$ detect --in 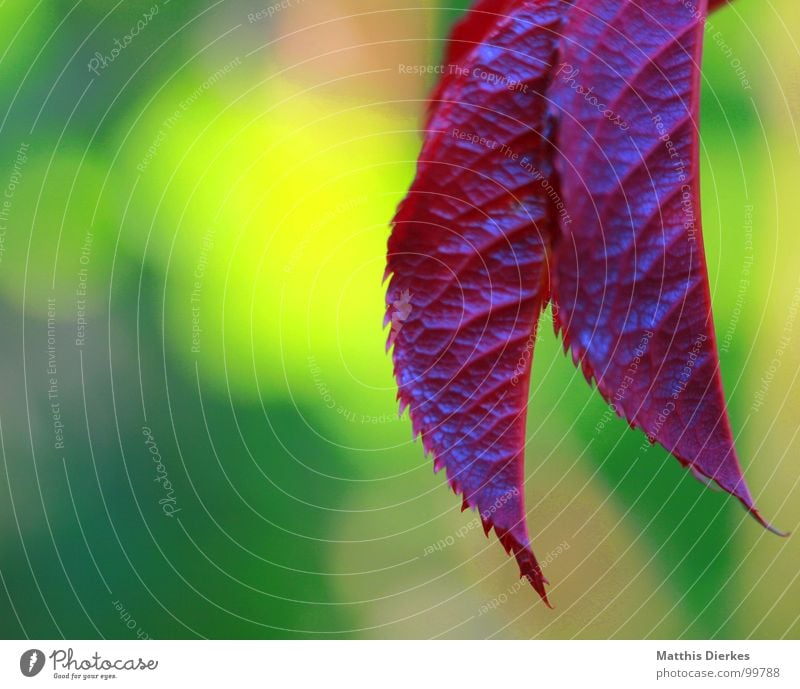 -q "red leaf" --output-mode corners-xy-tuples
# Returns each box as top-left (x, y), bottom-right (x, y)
(549, 0), (780, 533)
(387, 0), (572, 604)
(387, 0), (783, 606)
